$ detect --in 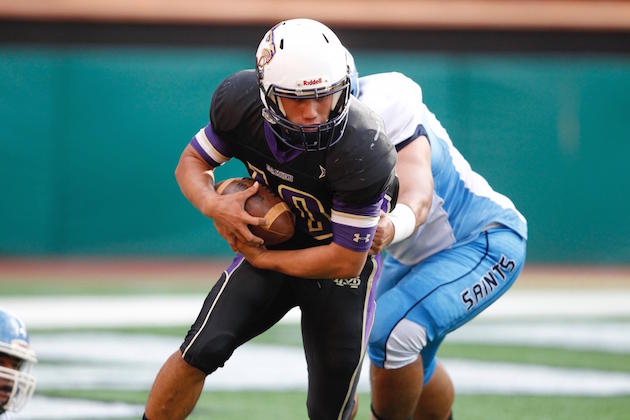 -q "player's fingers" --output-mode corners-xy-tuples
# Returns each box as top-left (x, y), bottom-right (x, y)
(240, 181), (260, 199)
(377, 211), (389, 228)
(244, 215), (268, 227)
(369, 246), (382, 256)
(233, 228), (249, 243)
(370, 238), (384, 255)
(236, 226), (264, 245)
(249, 234), (265, 246)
